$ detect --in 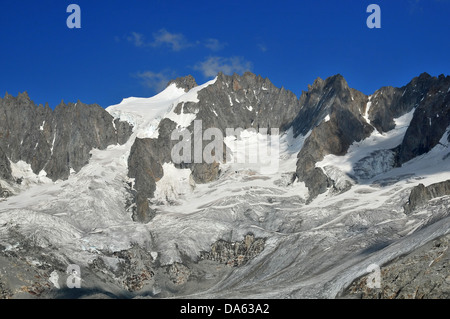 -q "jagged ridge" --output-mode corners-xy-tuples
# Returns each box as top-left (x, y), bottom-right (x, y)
(0, 93), (133, 182)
